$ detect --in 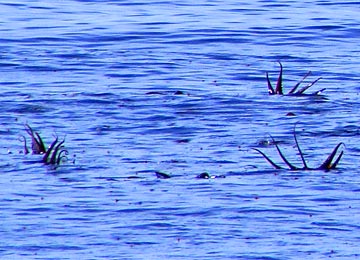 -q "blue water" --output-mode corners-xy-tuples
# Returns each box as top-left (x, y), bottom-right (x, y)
(1, 0), (360, 259)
